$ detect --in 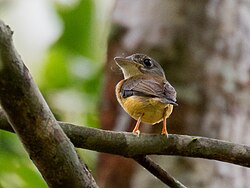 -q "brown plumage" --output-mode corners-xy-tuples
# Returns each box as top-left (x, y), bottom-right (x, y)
(115, 53), (177, 136)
